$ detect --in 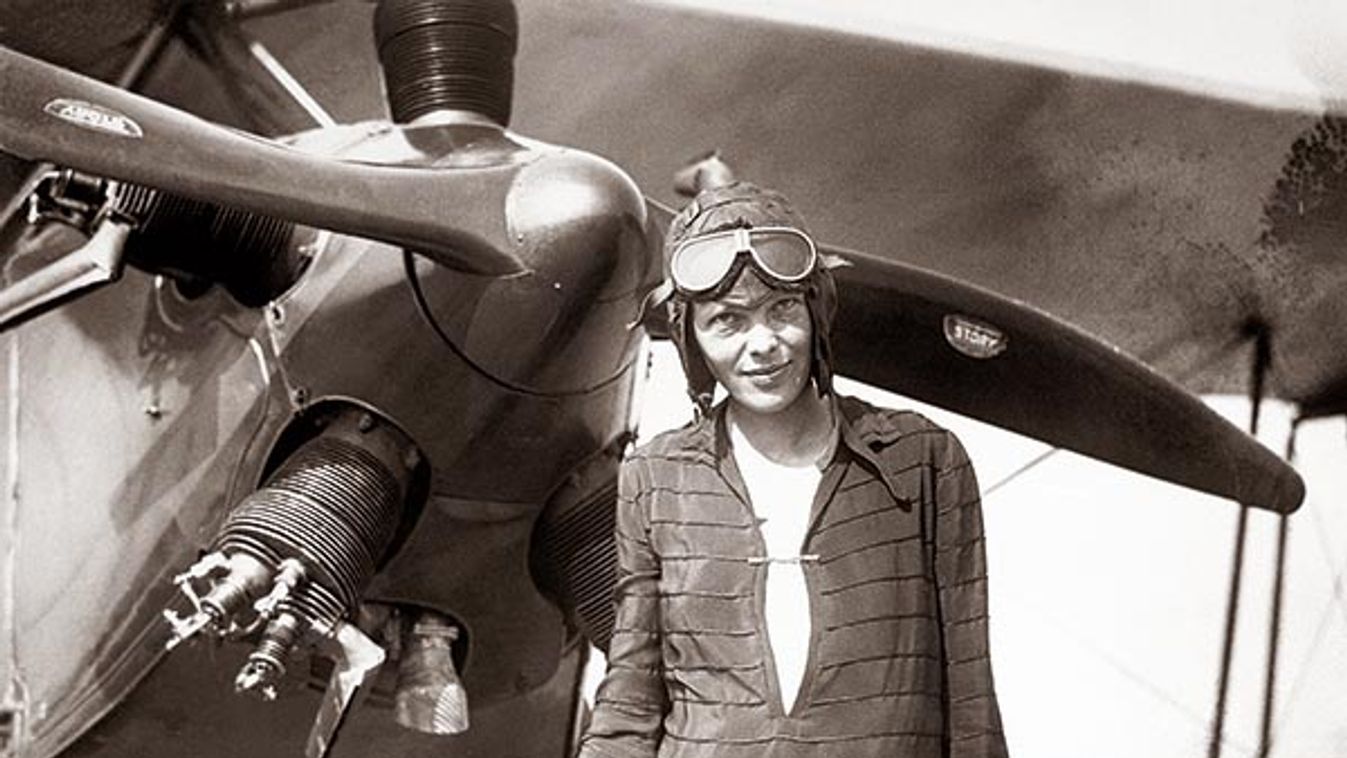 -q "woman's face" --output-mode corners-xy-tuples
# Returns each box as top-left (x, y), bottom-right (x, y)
(691, 269), (813, 415)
